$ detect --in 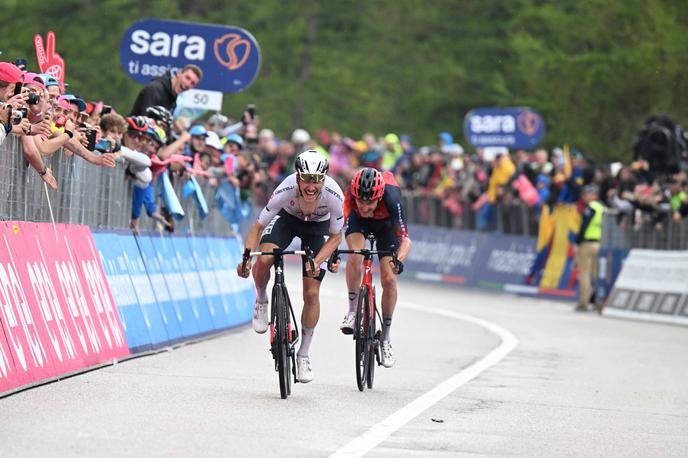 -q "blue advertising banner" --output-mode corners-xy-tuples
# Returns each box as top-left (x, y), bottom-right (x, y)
(472, 234), (537, 288)
(120, 19), (261, 93)
(464, 107), (545, 149)
(403, 224), (485, 285)
(149, 234), (201, 338)
(91, 232), (153, 352)
(188, 236), (232, 329)
(169, 235), (218, 333)
(135, 234), (184, 343)
(205, 236), (251, 327)
(220, 236), (255, 320)
(598, 248), (630, 302)
(117, 235), (170, 348)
